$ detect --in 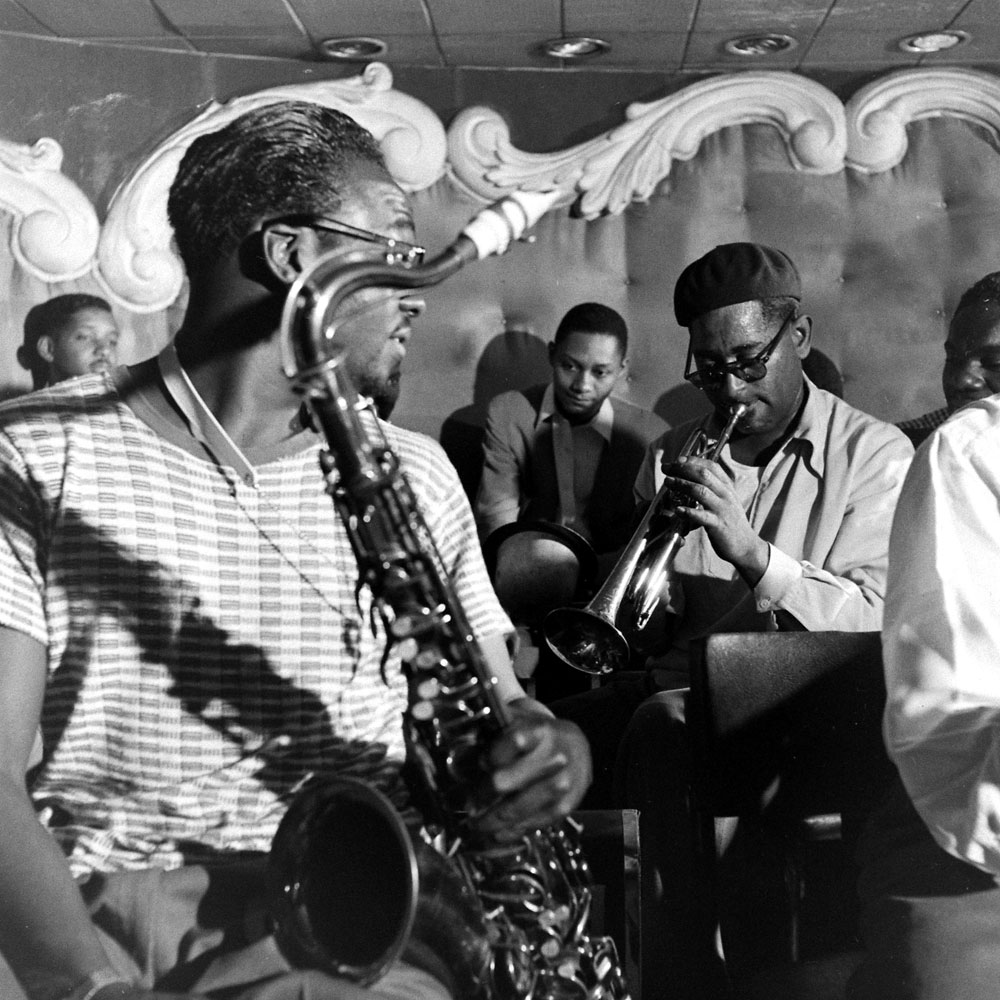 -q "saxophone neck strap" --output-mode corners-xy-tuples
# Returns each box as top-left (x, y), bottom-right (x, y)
(157, 343), (259, 488)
